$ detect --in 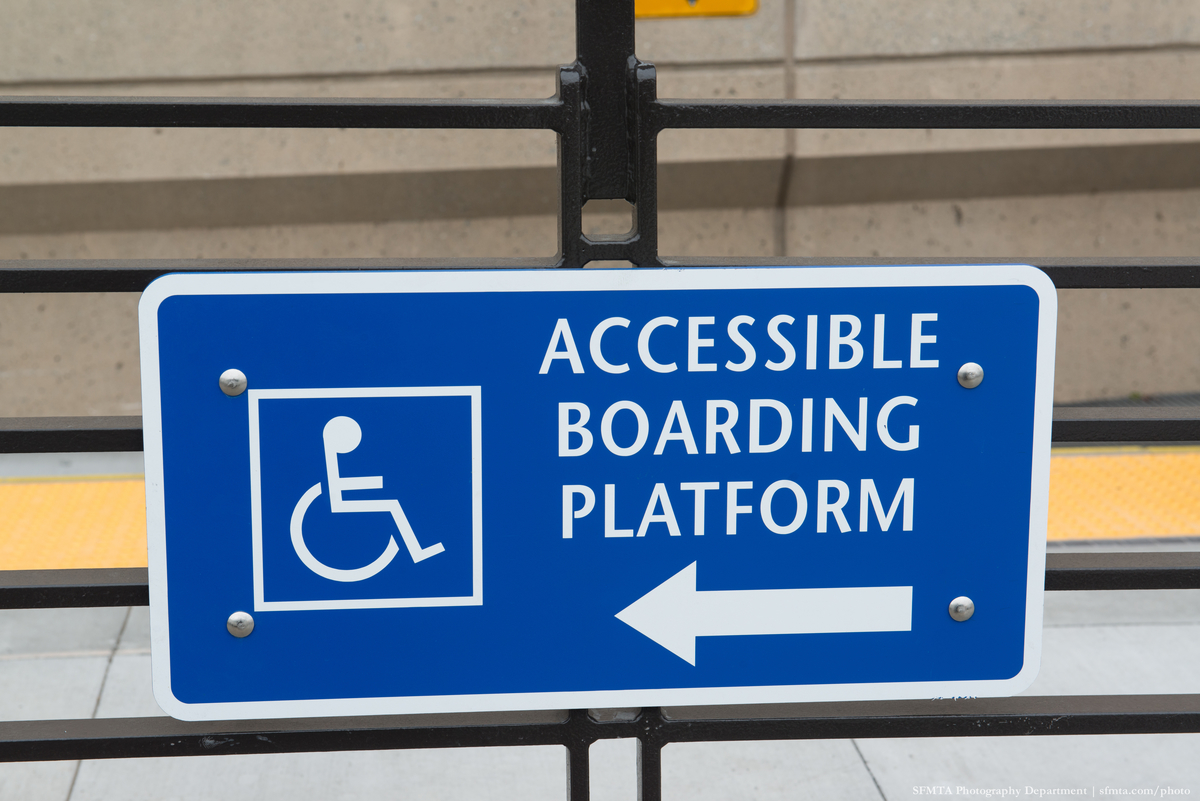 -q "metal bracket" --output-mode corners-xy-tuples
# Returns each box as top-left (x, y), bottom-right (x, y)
(554, 0), (663, 268)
